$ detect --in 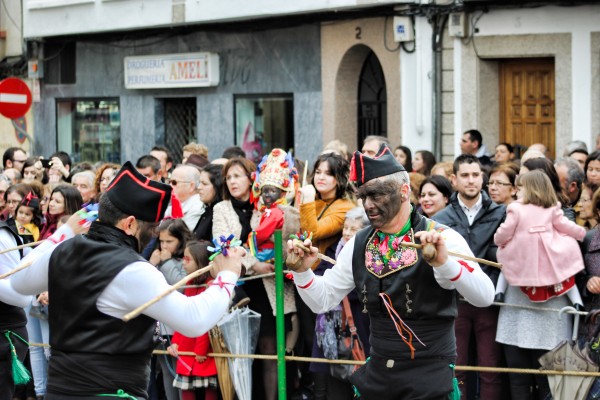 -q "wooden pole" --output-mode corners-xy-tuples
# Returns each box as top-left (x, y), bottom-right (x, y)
(0, 259), (35, 280)
(0, 240), (44, 255)
(122, 264), (213, 321)
(292, 240), (336, 265)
